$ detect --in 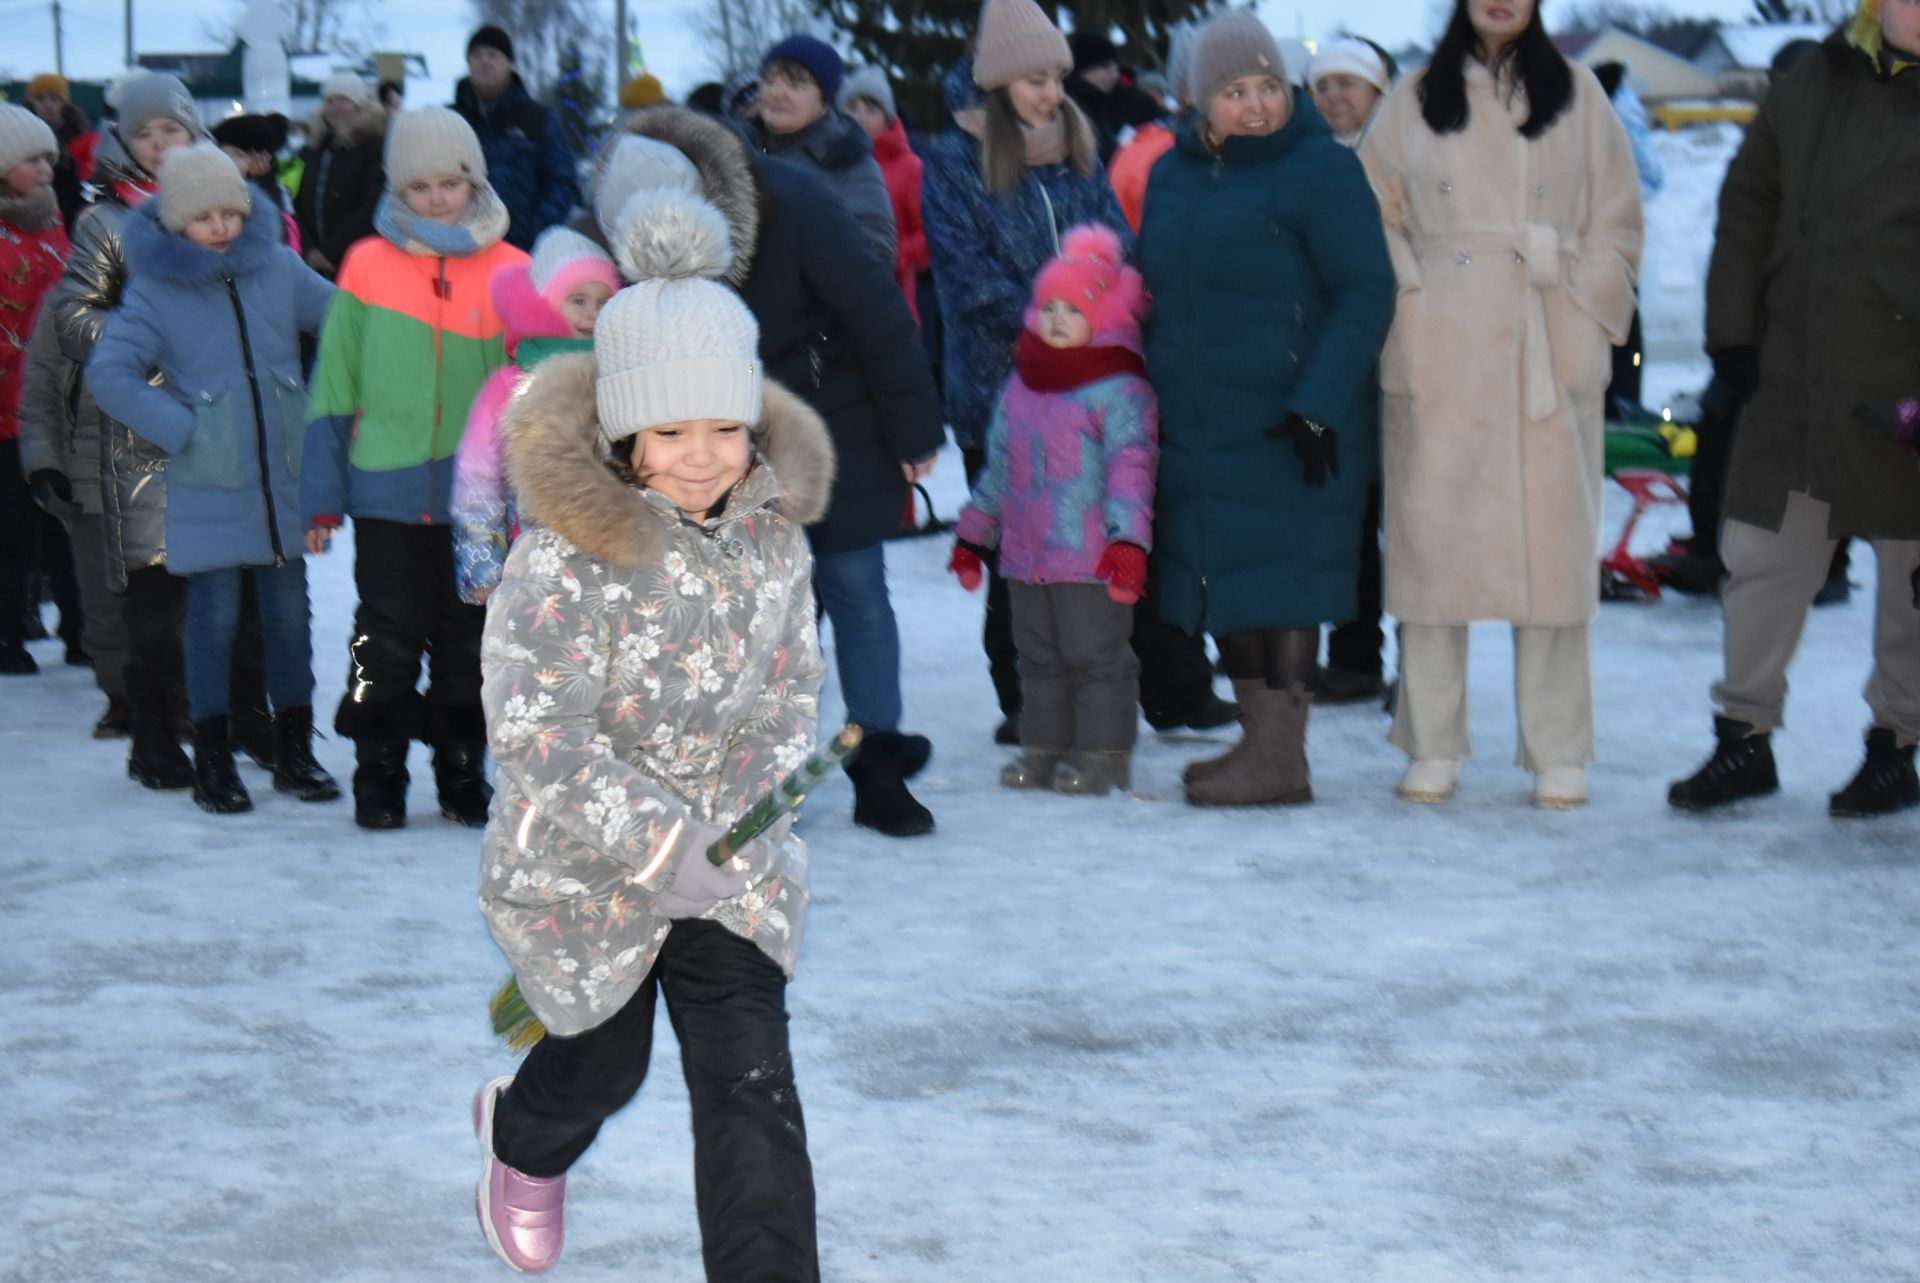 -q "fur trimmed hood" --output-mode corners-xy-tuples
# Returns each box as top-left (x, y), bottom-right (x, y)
(122, 189), (282, 282)
(597, 106), (761, 285)
(502, 351), (835, 570)
(305, 100), (388, 152)
(491, 262), (571, 349)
